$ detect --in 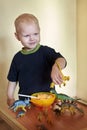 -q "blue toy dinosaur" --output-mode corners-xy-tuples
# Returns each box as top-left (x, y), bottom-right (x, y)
(9, 98), (31, 118)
